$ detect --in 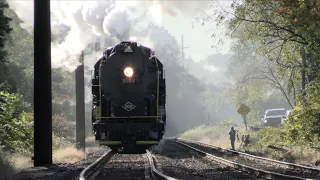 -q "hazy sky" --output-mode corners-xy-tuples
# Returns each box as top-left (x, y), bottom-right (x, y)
(156, 1), (233, 86)
(161, 1), (232, 62)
